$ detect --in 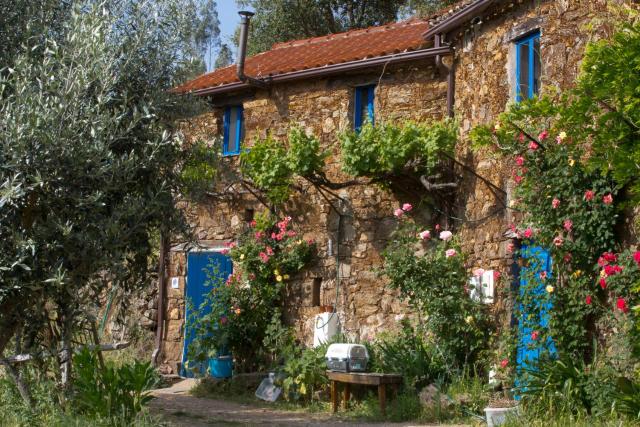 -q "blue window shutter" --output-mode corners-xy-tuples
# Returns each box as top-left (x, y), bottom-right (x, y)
(235, 105), (244, 154)
(515, 31), (540, 102)
(222, 105), (243, 156)
(222, 107), (231, 154)
(366, 86), (375, 125)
